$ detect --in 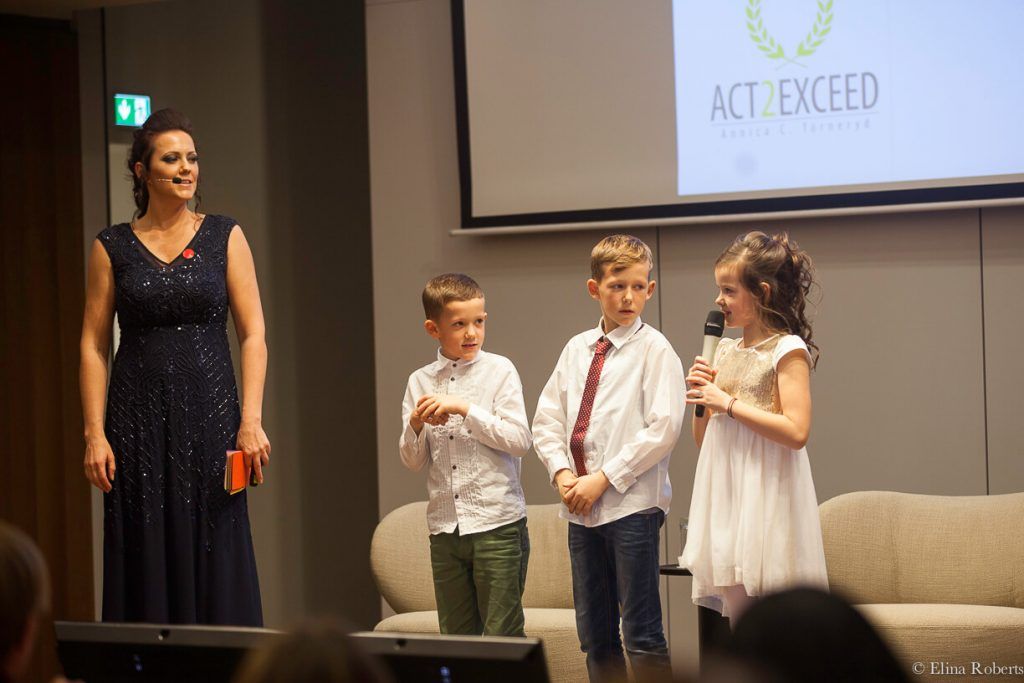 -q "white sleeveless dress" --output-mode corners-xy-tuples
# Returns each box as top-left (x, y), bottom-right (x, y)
(679, 334), (828, 617)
